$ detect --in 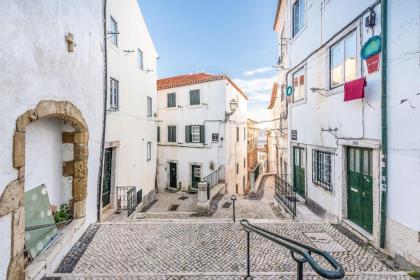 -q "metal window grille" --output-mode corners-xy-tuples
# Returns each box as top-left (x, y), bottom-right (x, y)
(312, 150), (333, 192)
